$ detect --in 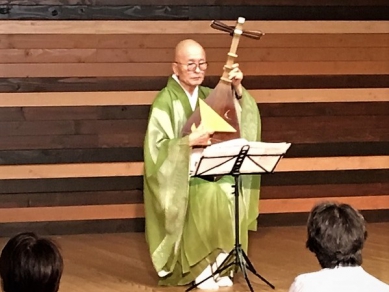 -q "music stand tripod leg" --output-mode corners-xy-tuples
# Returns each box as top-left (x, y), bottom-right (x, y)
(235, 245), (256, 292)
(241, 247), (276, 289)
